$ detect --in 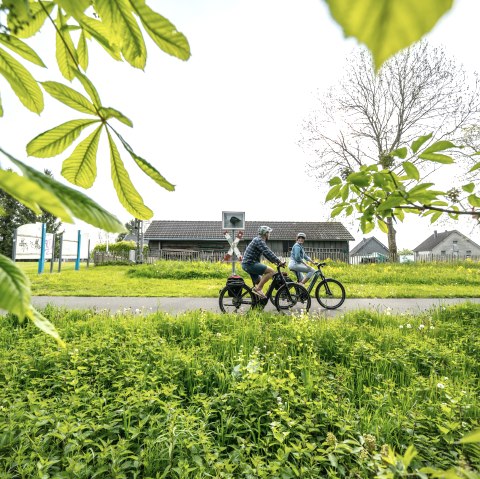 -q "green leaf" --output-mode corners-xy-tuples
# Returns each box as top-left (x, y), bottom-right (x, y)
(0, 47), (44, 113)
(391, 147), (407, 159)
(347, 171), (370, 188)
(377, 194), (404, 212)
(0, 34), (46, 66)
(422, 140), (456, 154)
(0, 94), (3, 116)
(325, 0), (453, 70)
(95, 0), (146, 69)
(340, 184), (349, 201)
(377, 218), (388, 233)
(9, 157), (127, 233)
(331, 205), (344, 218)
(27, 119), (100, 158)
(462, 183), (475, 194)
(459, 428), (480, 444)
(326, 184), (341, 202)
(373, 172), (387, 187)
(99, 107), (133, 127)
(411, 133), (433, 153)
(402, 161), (420, 180)
(116, 131), (175, 190)
(77, 31), (89, 70)
(468, 194), (480, 208)
(418, 152), (454, 164)
(8, 1), (54, 38)
(130, 0), (191, 61)
(329, 176), (342, 186)
(0, 167), (73, 221)
(41, 81), (97, 115)
(56, 0), (90, 19)
(0, 253), (31, 318)
(430, 211), (442, 223)
(56, 10), (78, 81)
(74, 71), (102, 108)
(26, 307), (66, 347)
(61, 125), (103, 188)
(469, 161), (480, 173)
(78, 15), (122, 61)
(360, 216), (375, 234)
(108, 130), (153, 219)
